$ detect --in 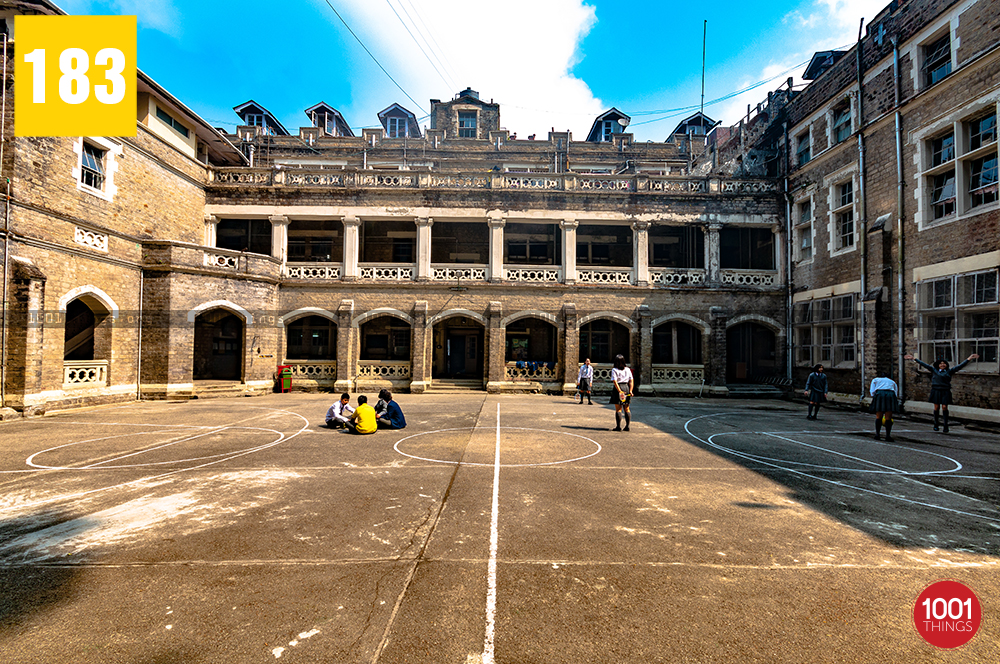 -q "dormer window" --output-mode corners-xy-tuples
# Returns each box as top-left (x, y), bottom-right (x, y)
(458, 112), (477, 138)
(246, 114), (265, 127)
(387, 117), (406, 138)
(602, 120), (616, 142)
